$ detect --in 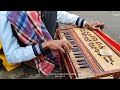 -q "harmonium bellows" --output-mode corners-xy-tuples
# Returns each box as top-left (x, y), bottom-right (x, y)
(56, 27), (120, 79)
